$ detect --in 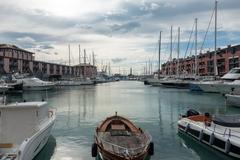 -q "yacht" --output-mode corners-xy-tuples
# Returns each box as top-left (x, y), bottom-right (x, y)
(178, 109), (240, 159)
(192, 68), (240, 93)
(22, 78), (55, 91)
(0, 101), (56, 160)
(225, 94), (240, 107)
